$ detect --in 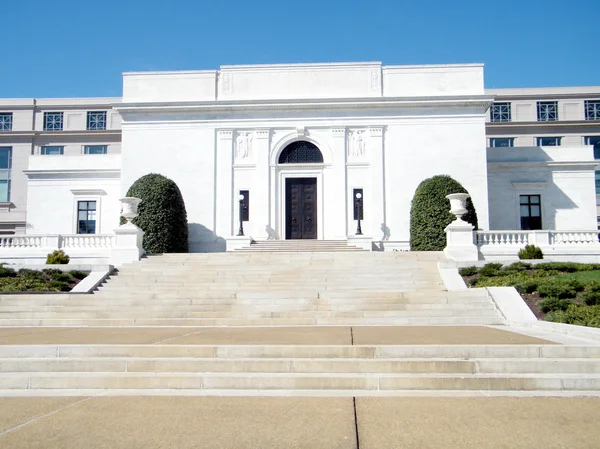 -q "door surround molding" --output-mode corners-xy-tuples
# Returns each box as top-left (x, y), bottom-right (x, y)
(276, 168), (324, 240)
